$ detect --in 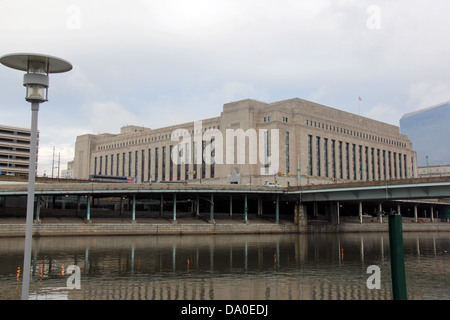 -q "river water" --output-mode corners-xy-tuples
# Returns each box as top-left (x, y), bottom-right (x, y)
(0, 232), (448, 300)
